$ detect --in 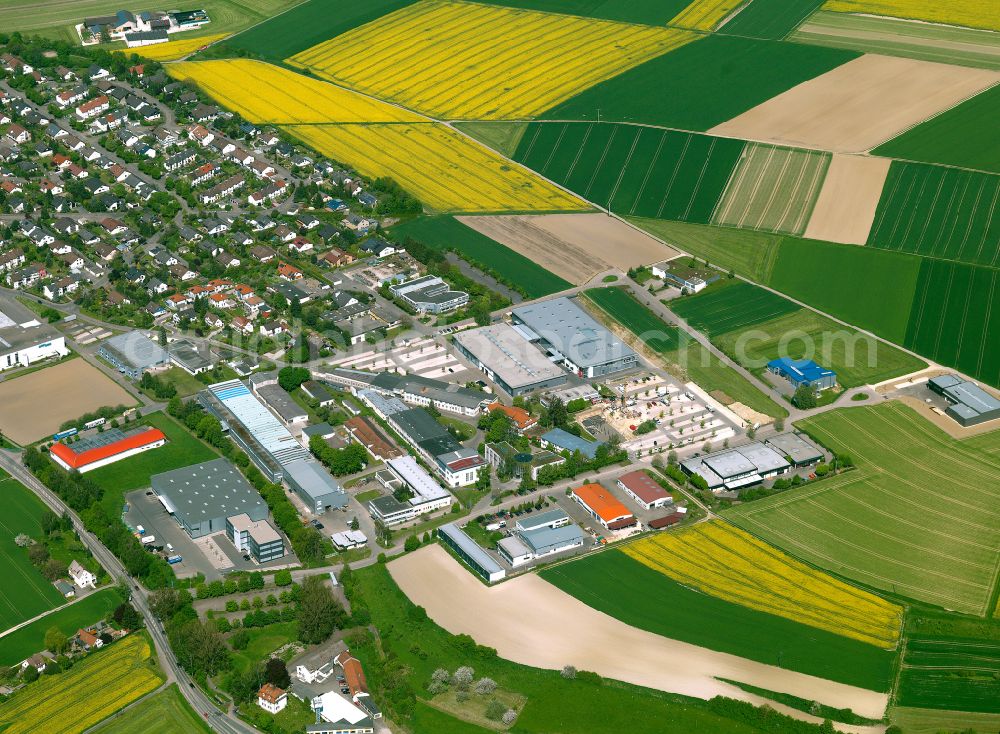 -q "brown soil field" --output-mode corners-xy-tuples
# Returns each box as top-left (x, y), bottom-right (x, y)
(457, 214), (679, 284)
(804, 154), (892, 244)
(710, 54), (1000, 153)
(0, 359), (136, 444)
(390, 545), (890, 725)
